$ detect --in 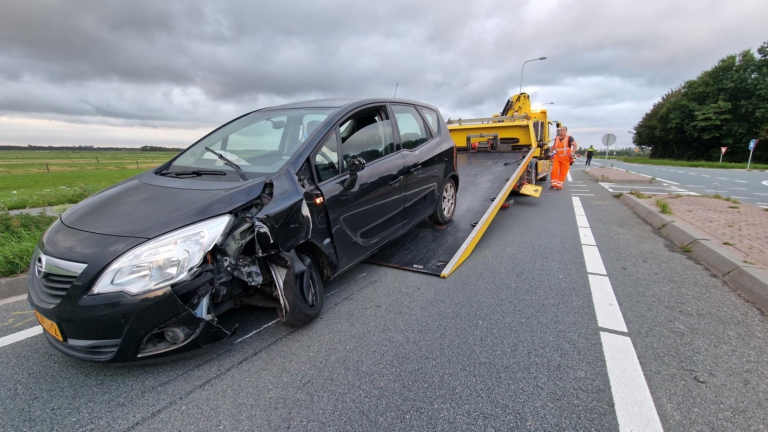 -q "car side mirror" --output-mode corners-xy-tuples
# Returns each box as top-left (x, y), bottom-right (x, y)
(343, 157), (366, 190)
